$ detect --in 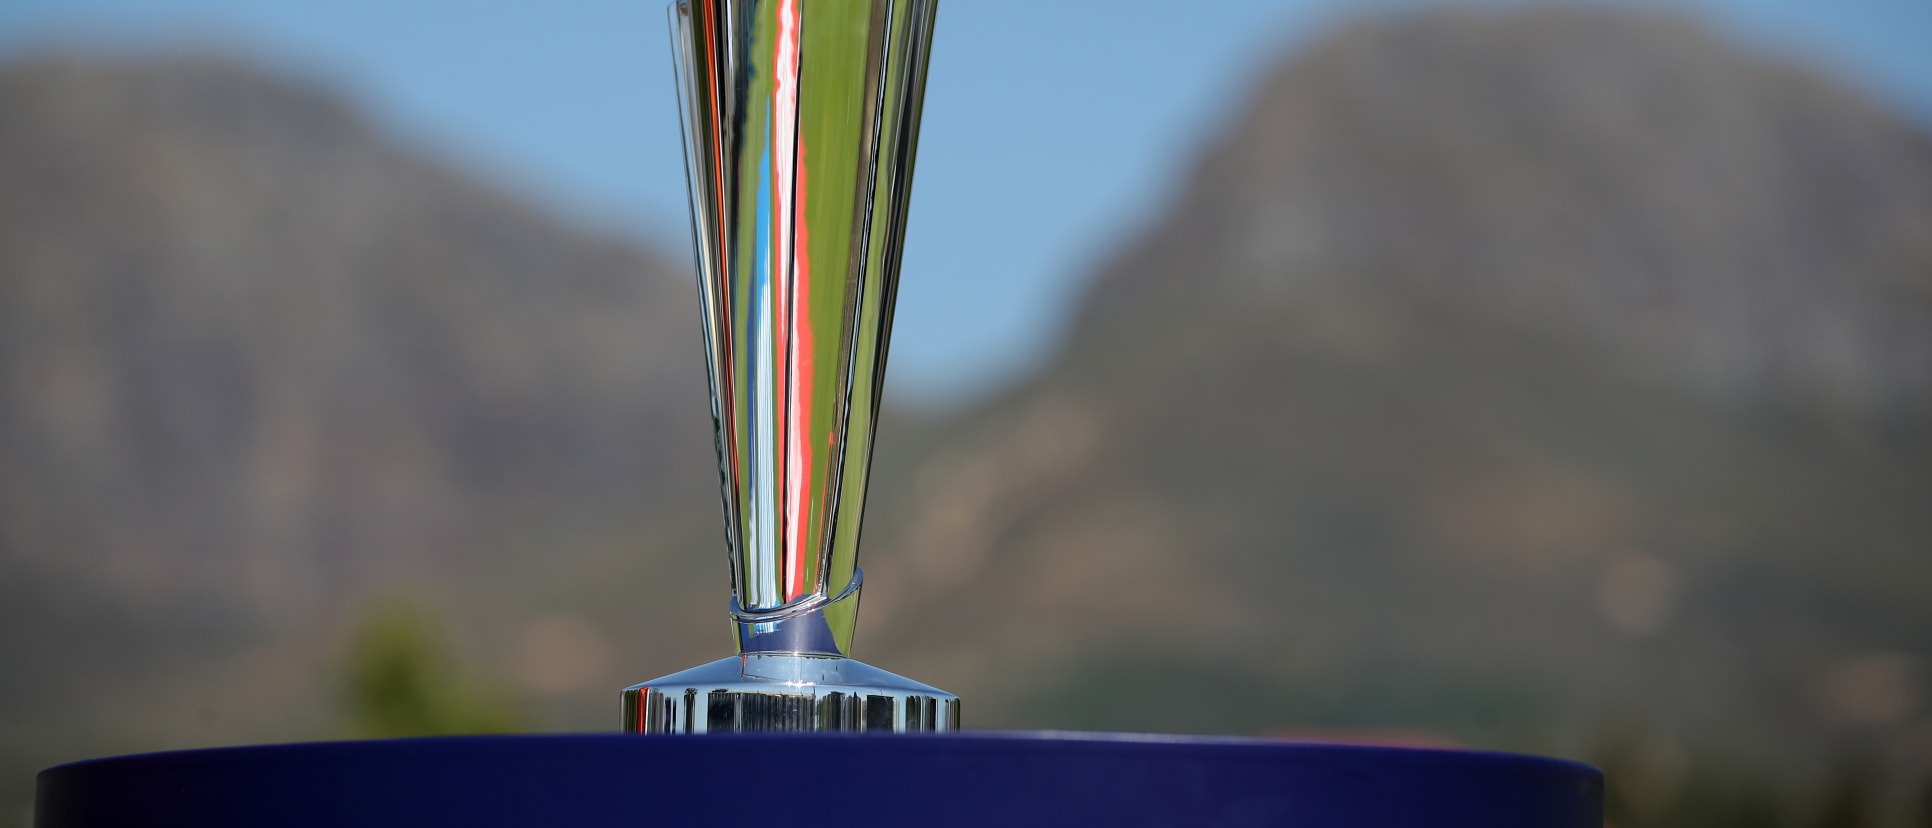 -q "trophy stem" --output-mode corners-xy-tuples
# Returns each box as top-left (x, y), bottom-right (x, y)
(672, 0), (936, 657)
(624, 0), (952, 732)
